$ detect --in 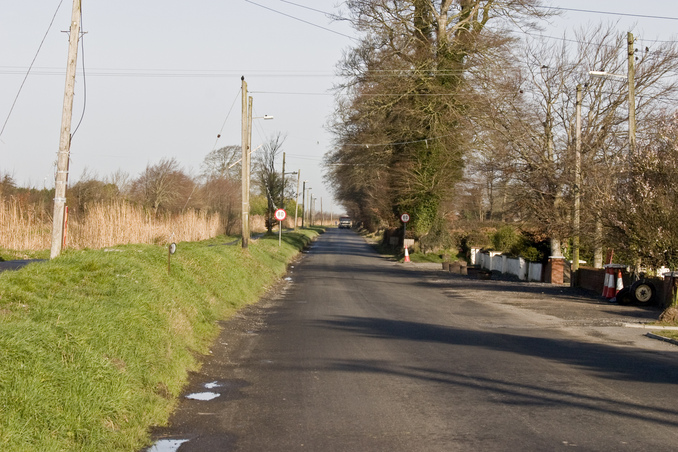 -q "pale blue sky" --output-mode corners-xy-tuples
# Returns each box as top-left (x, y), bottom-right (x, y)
(1, 1), (677, 213)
